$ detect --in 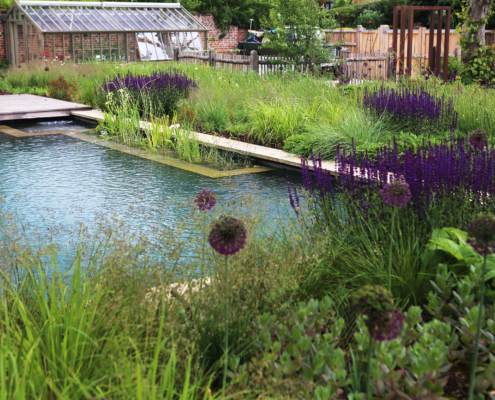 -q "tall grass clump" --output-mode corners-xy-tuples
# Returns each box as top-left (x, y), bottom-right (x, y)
(98, 70), (197, 118)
